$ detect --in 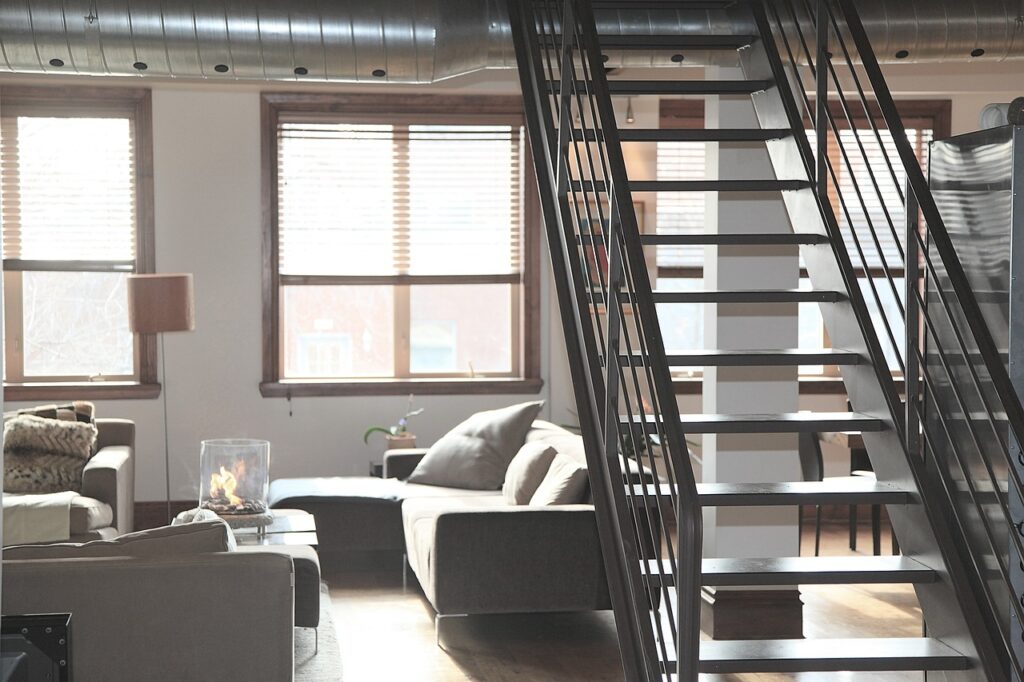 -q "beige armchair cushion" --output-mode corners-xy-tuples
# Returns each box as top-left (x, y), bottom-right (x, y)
(69, 496), (114, 534)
